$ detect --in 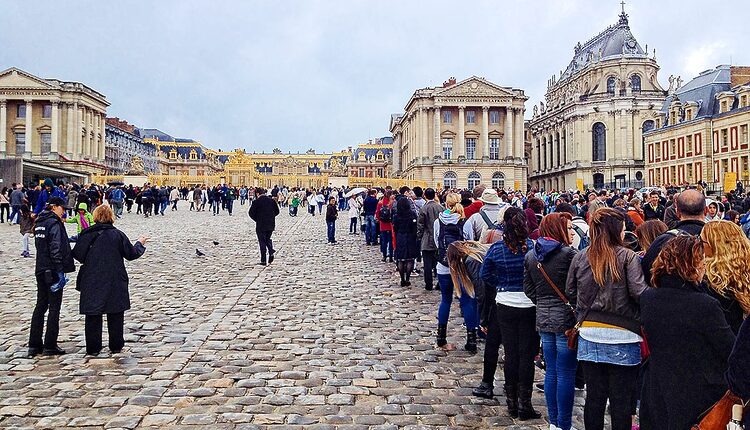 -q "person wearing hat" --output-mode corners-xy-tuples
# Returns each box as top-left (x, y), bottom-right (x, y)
(28, 196), (75, 357)
(464, 189), (509, 242)
(33, 178), (66, 215)
(66, 202), (95, 235)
